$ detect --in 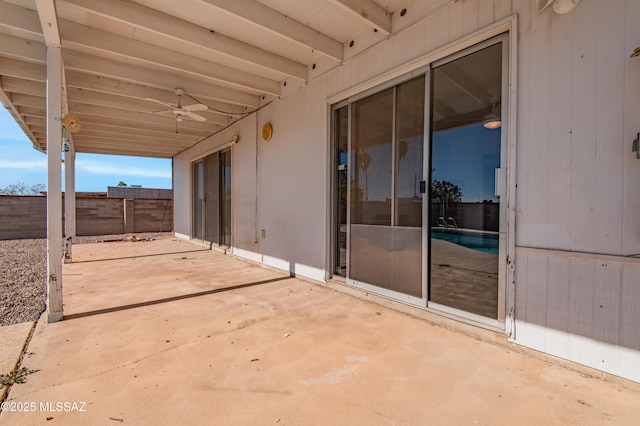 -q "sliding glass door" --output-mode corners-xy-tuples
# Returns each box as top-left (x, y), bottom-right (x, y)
(428, 43), (504, 320)
(343, 76), (426, 301)
(332, 36), (507, 323)
(192, 148), (232, 247)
